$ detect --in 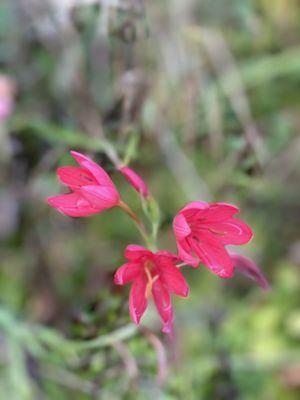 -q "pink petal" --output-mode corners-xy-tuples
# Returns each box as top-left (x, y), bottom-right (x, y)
(181, 201), (209, 212)
(81, 185), (120, 209)
(125, 245), (152, 261)
(0, 75), (14, 122)
(155, 250), (180, 263)
(57, 166), (97, 189)
(0, 99), (13, 121)
(202, 217), (253, 245)
(129, 274), (148, 324)
(188, 231), (234, 278)
(173, 213), (191, 241)
(201, 202), (240, 222)
(182, 202), (239, 223)
(114, 263), (142, 285)
(177, 239), (200, 268)
(157, 258), (189, 297)
(47, 192), (99, 217)
(230, 252), (270, 291)
(70, 150), (116, 188)
(118, 166), (149, 197)
(152, 280), (173, 334)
